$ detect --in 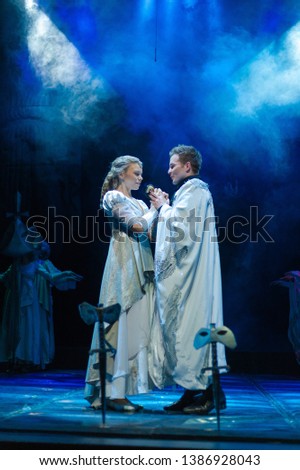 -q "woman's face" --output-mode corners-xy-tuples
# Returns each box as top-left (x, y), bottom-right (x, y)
(121, 163), (143, 191)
